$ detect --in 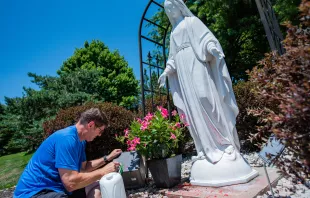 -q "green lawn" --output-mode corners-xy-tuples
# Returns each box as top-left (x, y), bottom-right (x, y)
(0, 152), (33, 189)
